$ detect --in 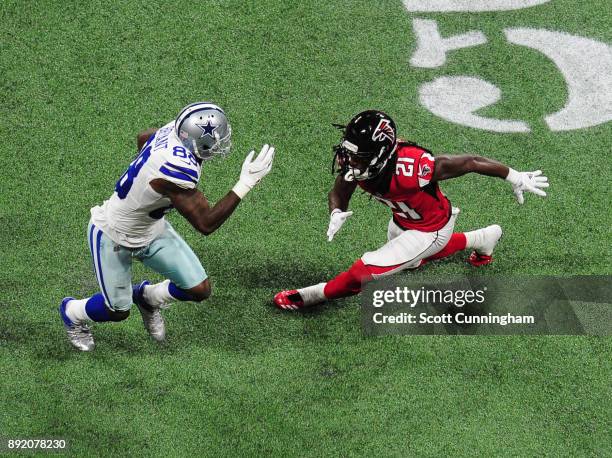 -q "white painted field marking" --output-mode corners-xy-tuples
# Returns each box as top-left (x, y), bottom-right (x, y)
(419, 76), (531, 132)
(411, 19), (487, 68)
(403, 0), (551, 12)
(505, 28), (612, 131)
(405, 2), (612, 133)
